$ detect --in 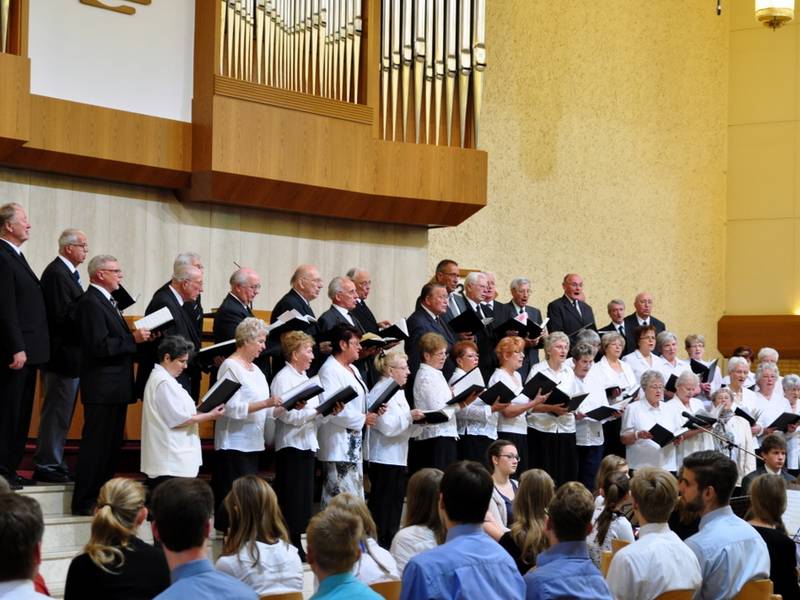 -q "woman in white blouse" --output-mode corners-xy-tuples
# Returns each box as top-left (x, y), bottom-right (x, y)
(317, 323), (375, 507)
(140, 335), (224, 491)
(526, 332), (577, 486)
(390, 468), (446, 573)
(667, 371), (714, 467)
(212, 318), (281, 531)
(271, 330), (321, 557)
(622, 325), (665, 385)
(783, 374), (800, 476)
(215, 475), (303, 595)
(595, 332), (638, 458)
(685, 333), (722, 409)
(620, 370), (683, 473)
(656, 331), (688, 400)
(367, 351), (423, 548)
(752, 362), (791, 445)
(492, 336), (548, 474)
